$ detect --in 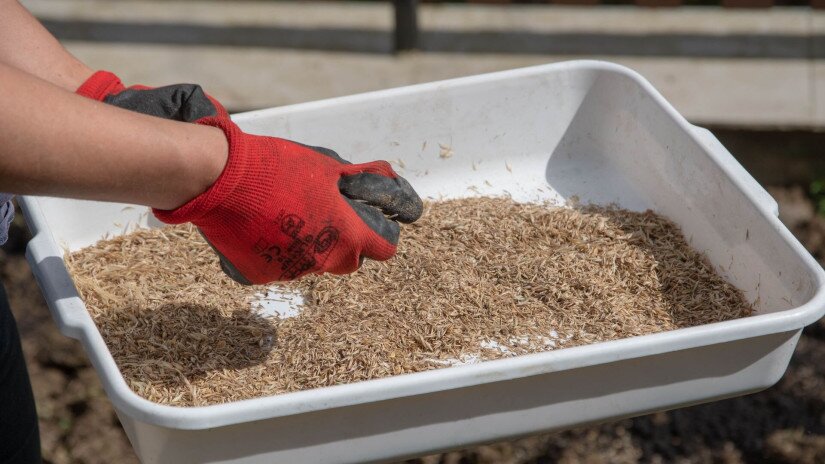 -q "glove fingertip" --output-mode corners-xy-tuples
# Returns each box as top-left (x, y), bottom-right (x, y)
(345, 198), (400, 245)
(394, 176), (425, 224)
(363, 221), (399, 262)
(364, 238), (397, 263)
